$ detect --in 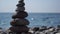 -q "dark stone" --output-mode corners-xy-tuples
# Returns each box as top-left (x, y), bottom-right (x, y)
(16, 3), (25, 7)
(57, 25), (60, 31)
(39, 26), (47, 32)
(33, 27), (39, 31)
(26, 32), (32, 34)
(19, 0), (24, 3)
(9, 0), (30, 33)
(41, 26), (47, 29)
(12, 11), (28, 19)
(16, 7), (25, 11)
(57, 25), (60, 28)
(9, 26), (29, 32)
(18, 0), (24, 3)
(20, 0), (24, 2)
(0, 27), (2, 29)
(9, 32), (16, 34)
(10, 18), (29, 26)
(16, 32), (21, 34)
(21, 32), (32, 34)
(48, 26), (54, 29)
